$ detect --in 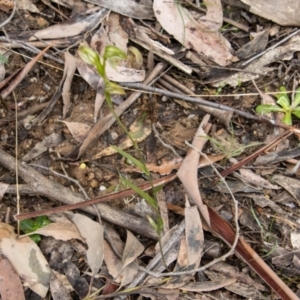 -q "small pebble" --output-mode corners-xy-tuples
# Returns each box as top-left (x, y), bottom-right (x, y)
(90, 179), (99, 188)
